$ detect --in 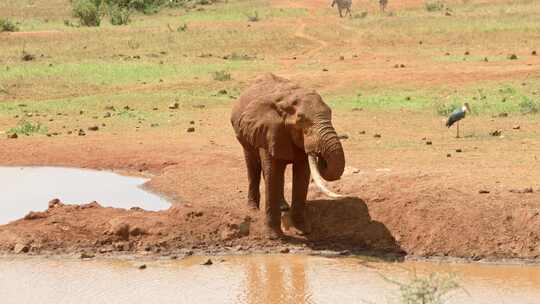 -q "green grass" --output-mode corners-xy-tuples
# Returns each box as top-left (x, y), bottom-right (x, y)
(384, 272), (463, 304)
(8, 120), (47, 136)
